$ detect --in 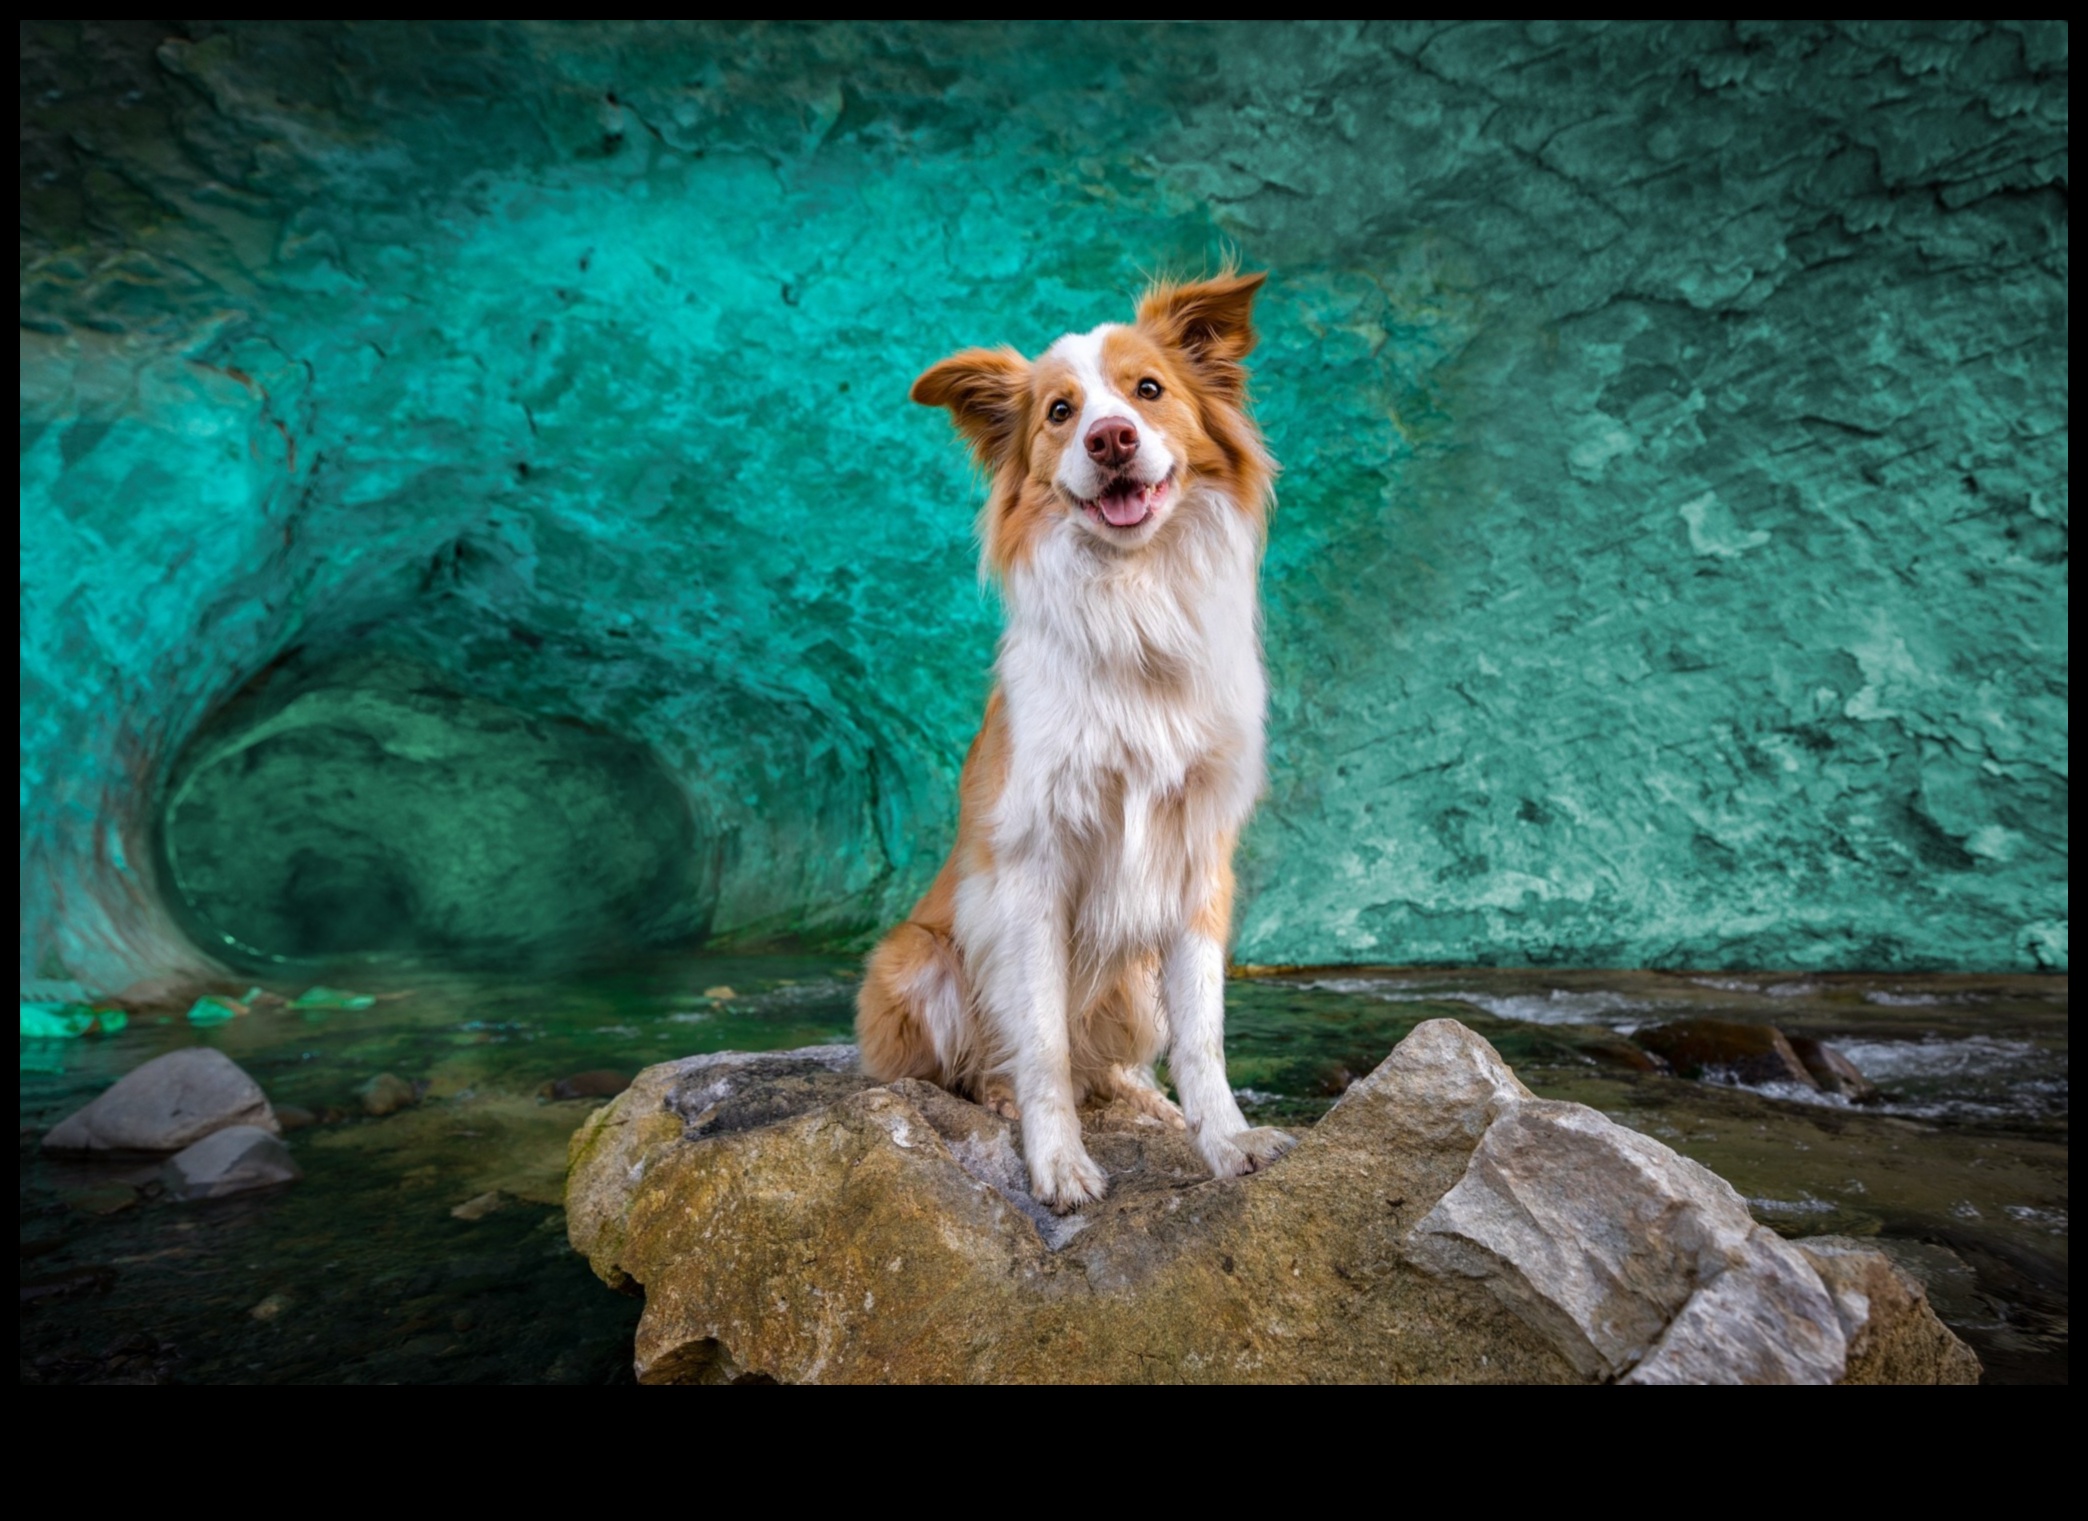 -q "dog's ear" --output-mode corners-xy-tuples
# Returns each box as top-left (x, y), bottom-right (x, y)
(911, 347), (1031, 467)
(1137, 271), (1266, 399)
